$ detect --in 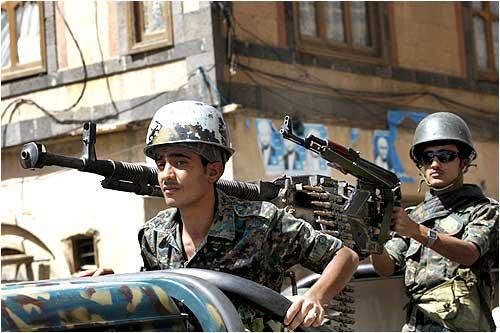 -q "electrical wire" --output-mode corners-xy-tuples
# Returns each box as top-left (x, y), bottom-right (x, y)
(94, 1), (119, 117)
(1, 3), (90, 144)
(239, 69), (378, 121)
(2, 63), (217, 149)
(1, 2), (222, 147)
(1, 3), (88, 122)
(228, 8), (497, 120)
(236, 62), (498, 121)
(198, 65), (229, 110)
(238, 62), (384, 117)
